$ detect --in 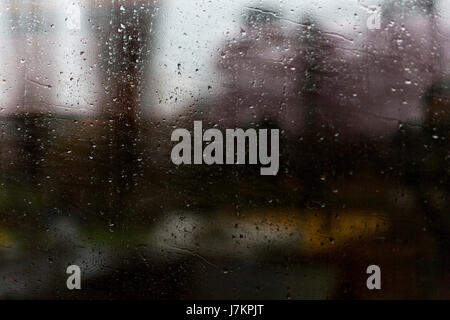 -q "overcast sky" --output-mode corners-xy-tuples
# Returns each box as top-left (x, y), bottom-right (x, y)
(147, 0), (381, 116)
(146, 0), (450, 117)
(1, 0), (449, 116)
